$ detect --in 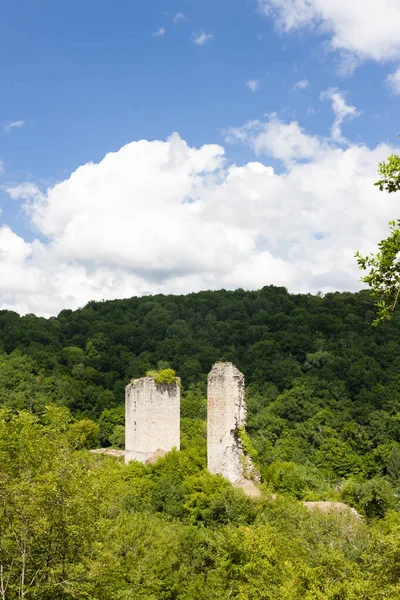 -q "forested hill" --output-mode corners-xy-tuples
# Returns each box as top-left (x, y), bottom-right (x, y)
(1, 285), (400, 476)
(1, 286), (399, 404)
(2, 285), (400, 597)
